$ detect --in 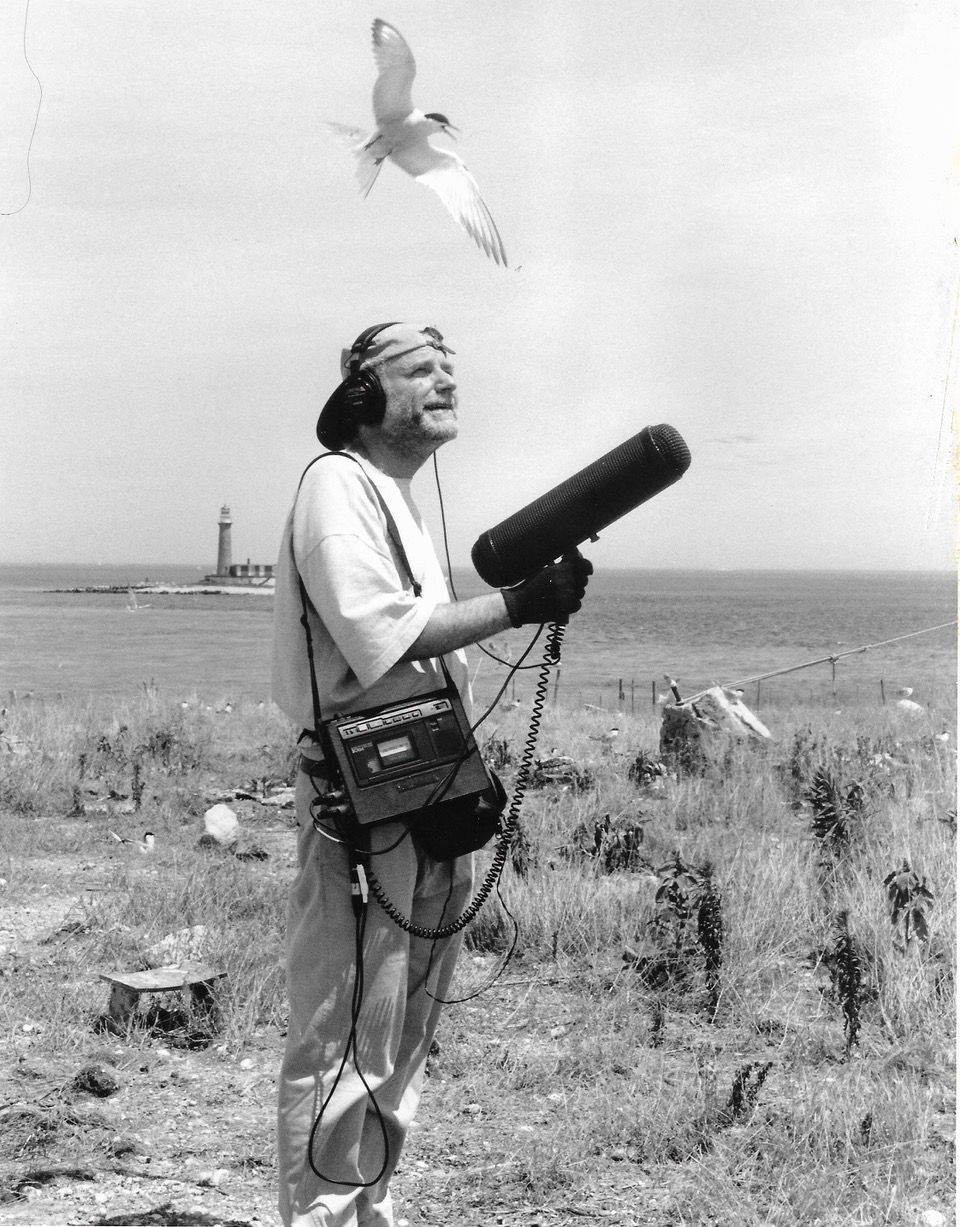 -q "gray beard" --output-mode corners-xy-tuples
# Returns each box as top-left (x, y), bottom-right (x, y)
(381, 410), (458, 460)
